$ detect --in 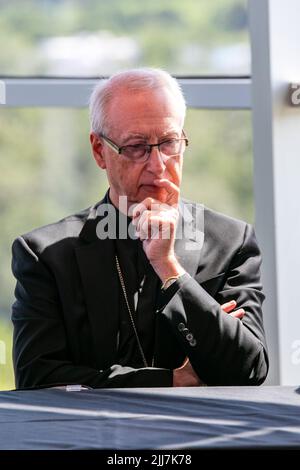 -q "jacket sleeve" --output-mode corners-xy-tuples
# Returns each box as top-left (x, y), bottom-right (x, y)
(11, 237), (173, 390)
(157, 223), (269, 386)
